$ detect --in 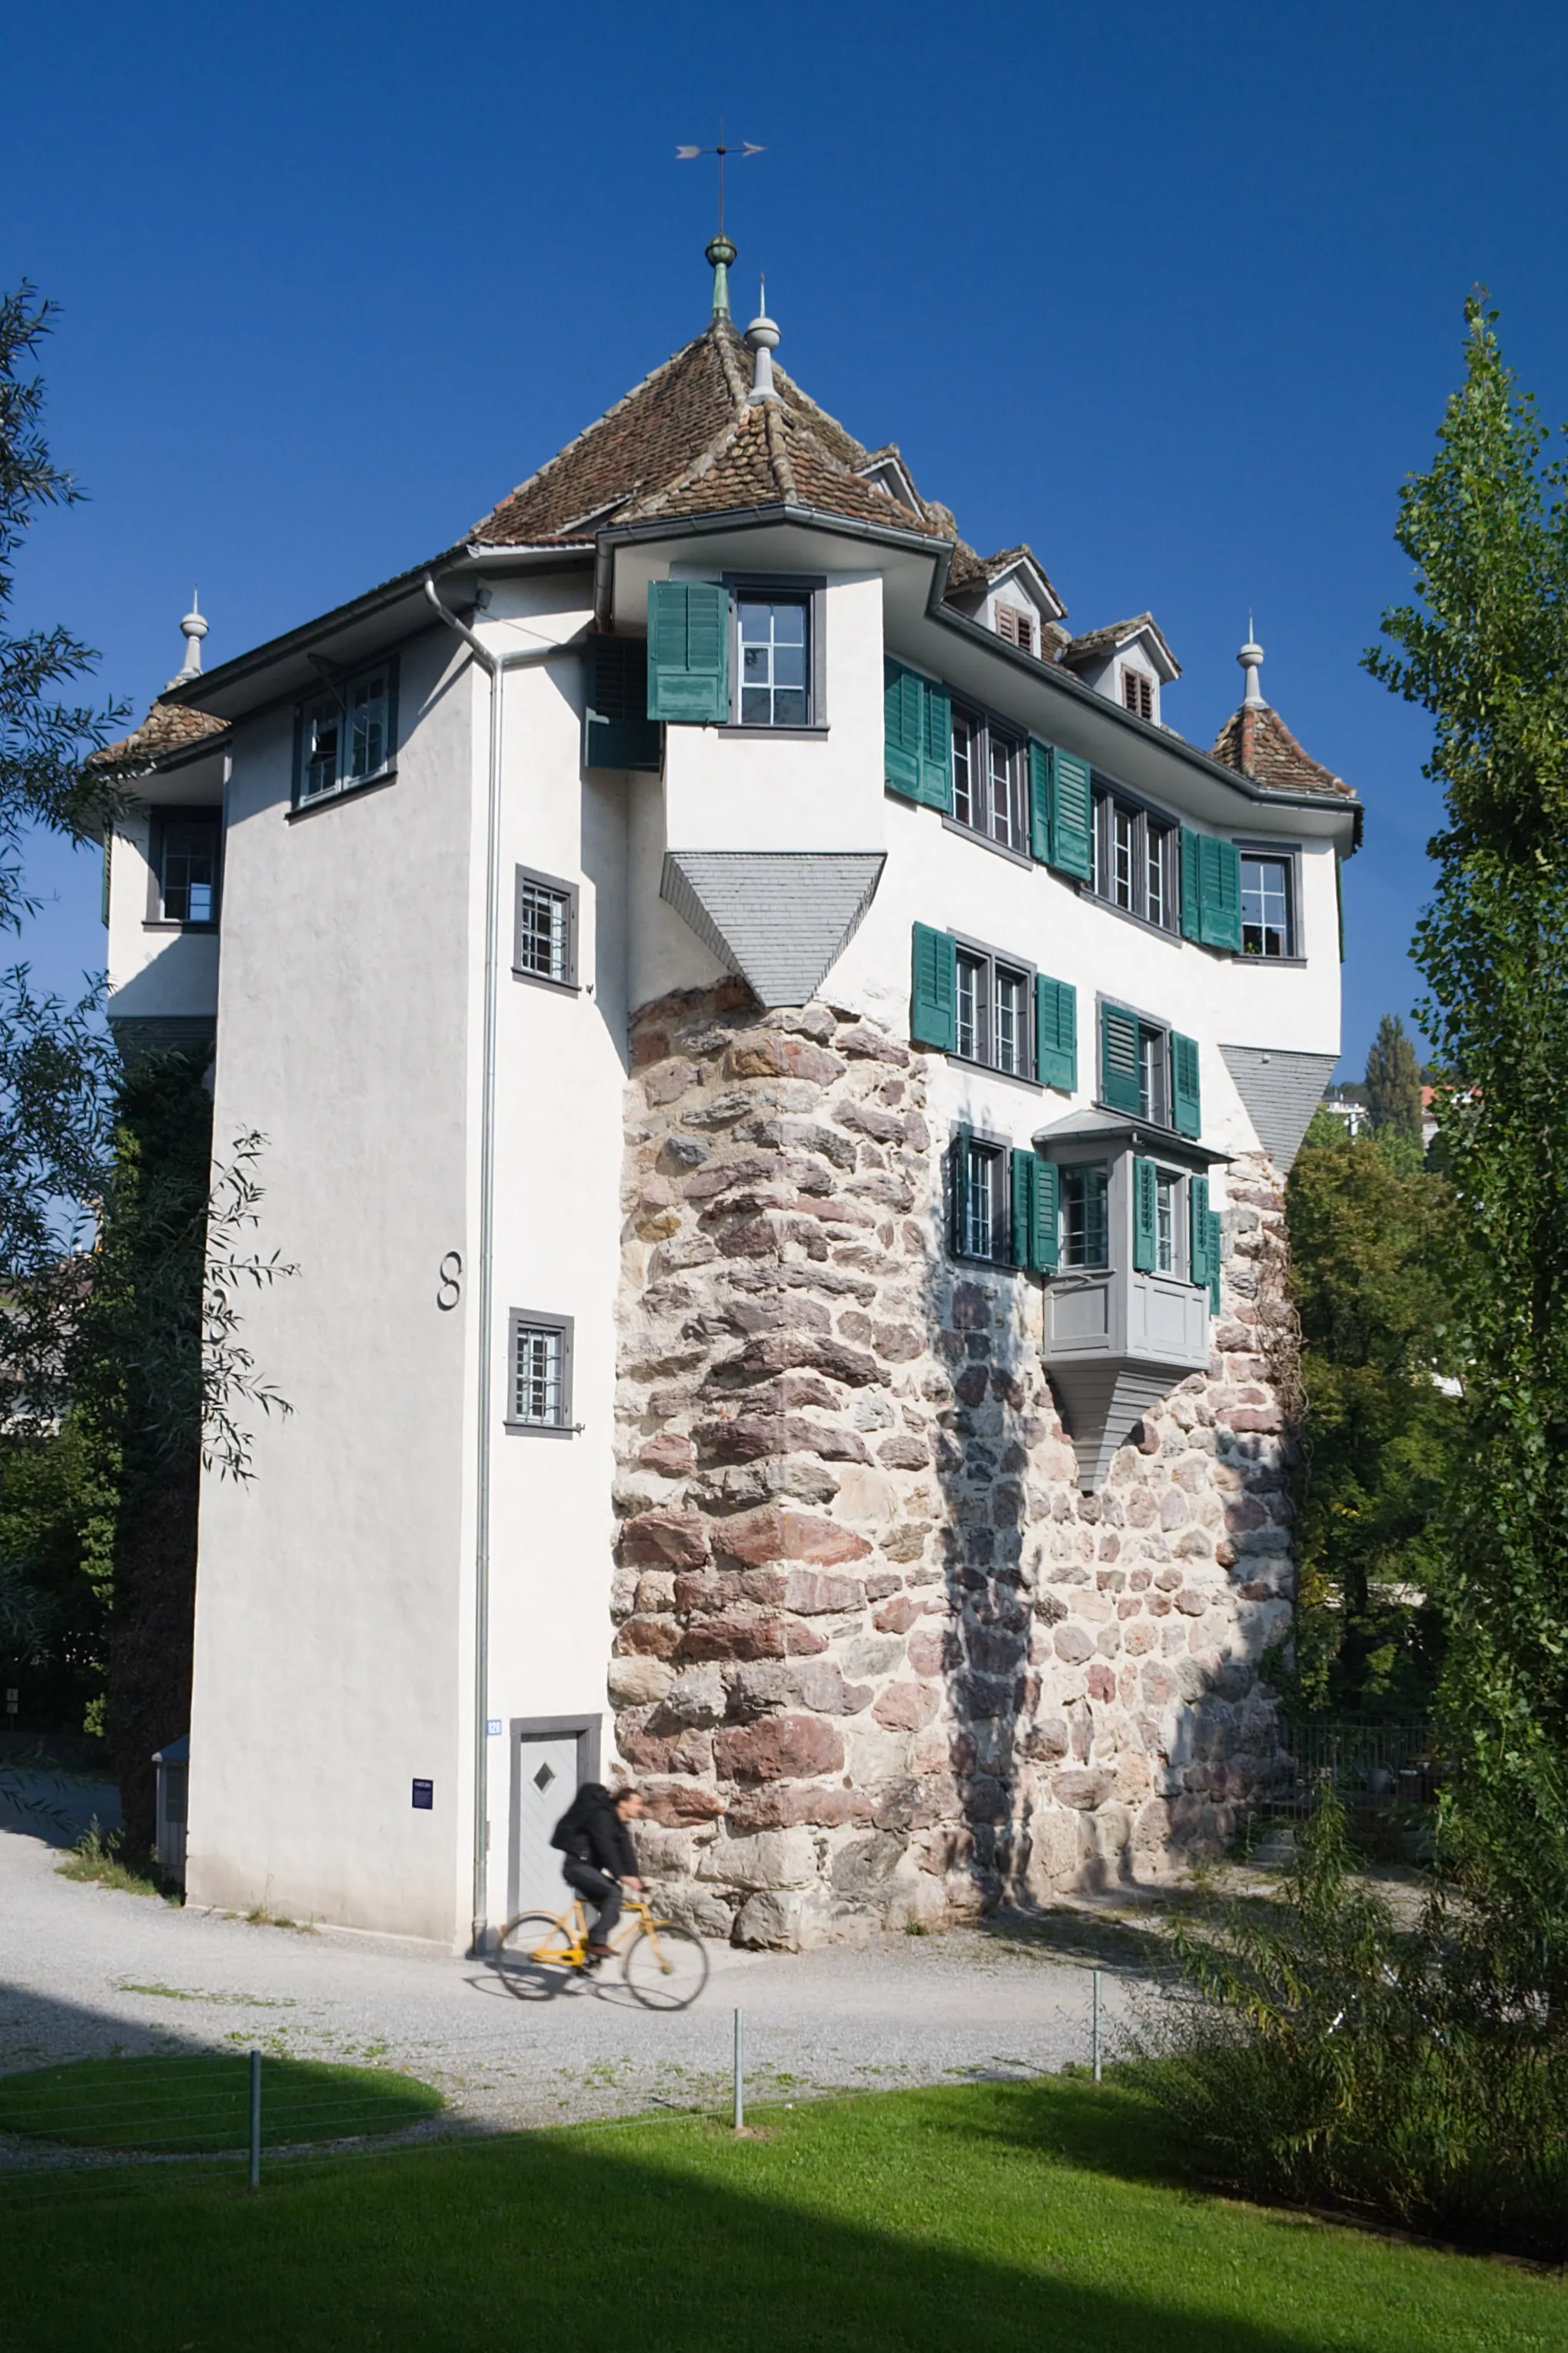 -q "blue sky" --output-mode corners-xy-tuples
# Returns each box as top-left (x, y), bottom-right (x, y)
(5, 0), (1566, 1078)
